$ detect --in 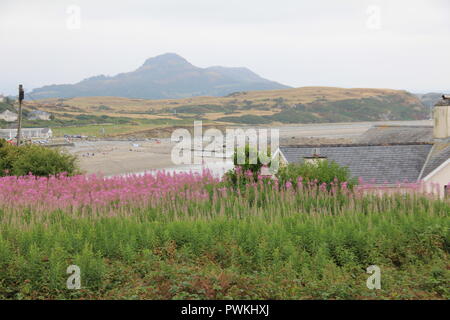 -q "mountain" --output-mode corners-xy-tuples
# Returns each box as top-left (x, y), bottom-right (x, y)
(414, 92), (446, 109)
(29, 53), (290, 100)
